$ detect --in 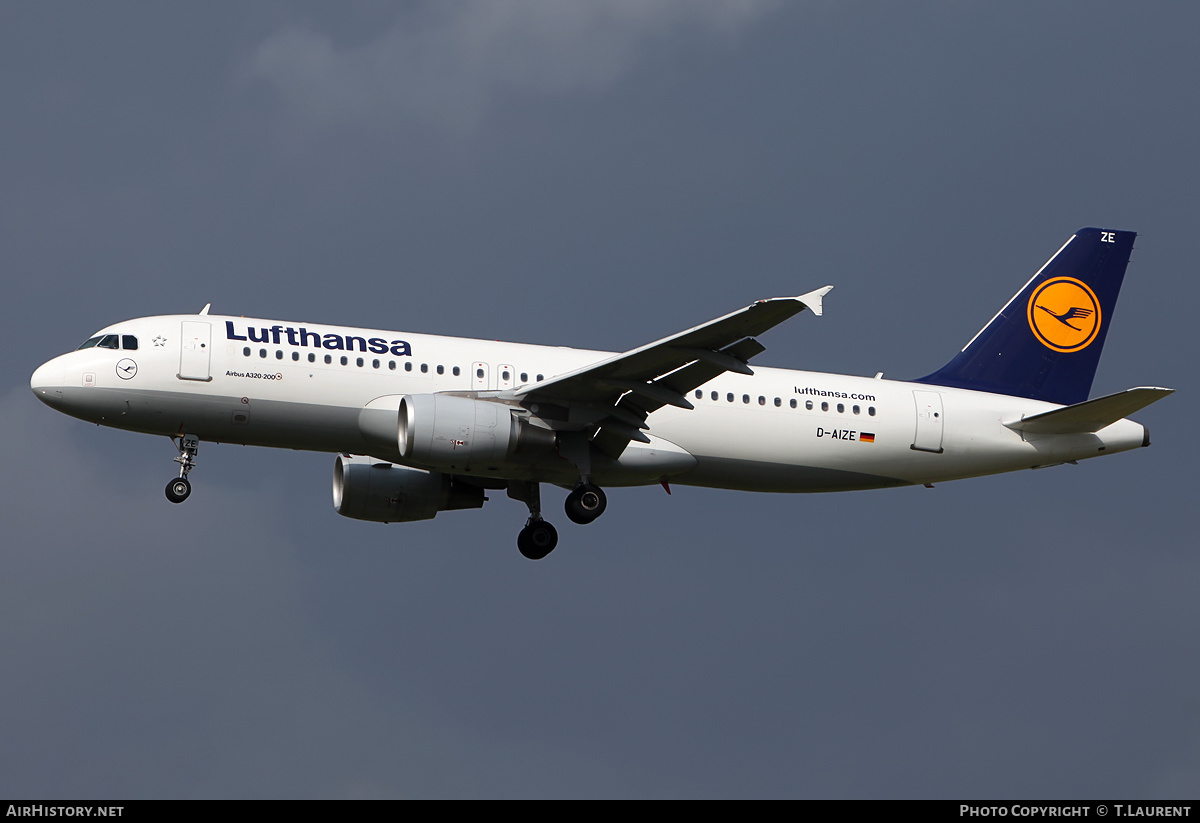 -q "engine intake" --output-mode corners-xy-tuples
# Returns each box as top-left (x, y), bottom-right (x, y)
(332, 455), (484, 523)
